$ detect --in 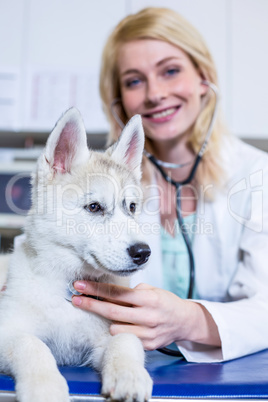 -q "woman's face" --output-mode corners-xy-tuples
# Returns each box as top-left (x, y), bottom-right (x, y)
(118, 39), (207, 144)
